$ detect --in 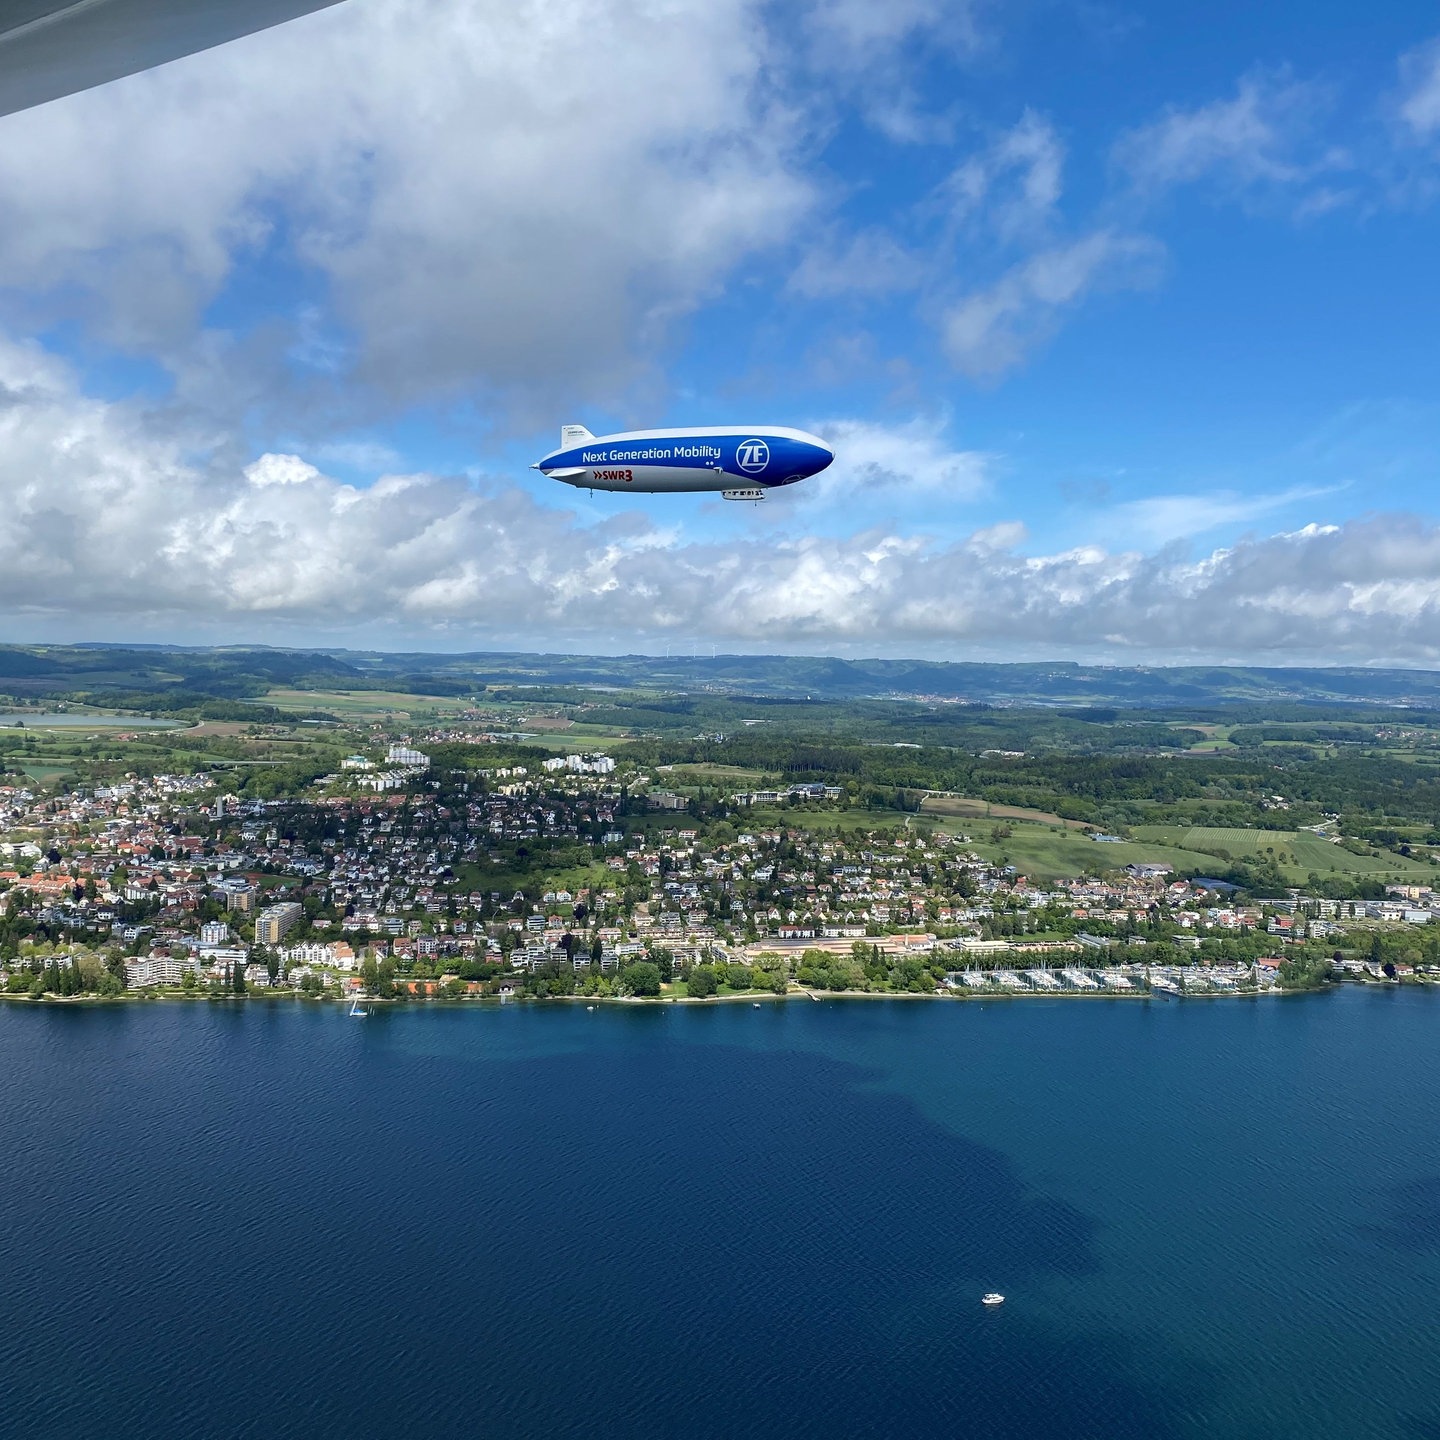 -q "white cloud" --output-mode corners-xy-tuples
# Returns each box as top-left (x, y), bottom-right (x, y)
(793, 416), (992, 508)
(804, 0), (981, 74)
(1397, 36), (1440, 138)
(800, 0), (982, 143)
(0, 0), (814, 416)
(943, 110), (1065, 242)
(310, 439), (404, 473)
(941, 229), (1163, 378)
(786, 113), (1066, 315)
(1113, 72), (1333, 194)
(245, 454), (321, 488)
(1105, 484), (1341, 547)
(788, 229), (924, 300)
(4, 337), (1440, 661)
(967, 521), (1028, 551)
